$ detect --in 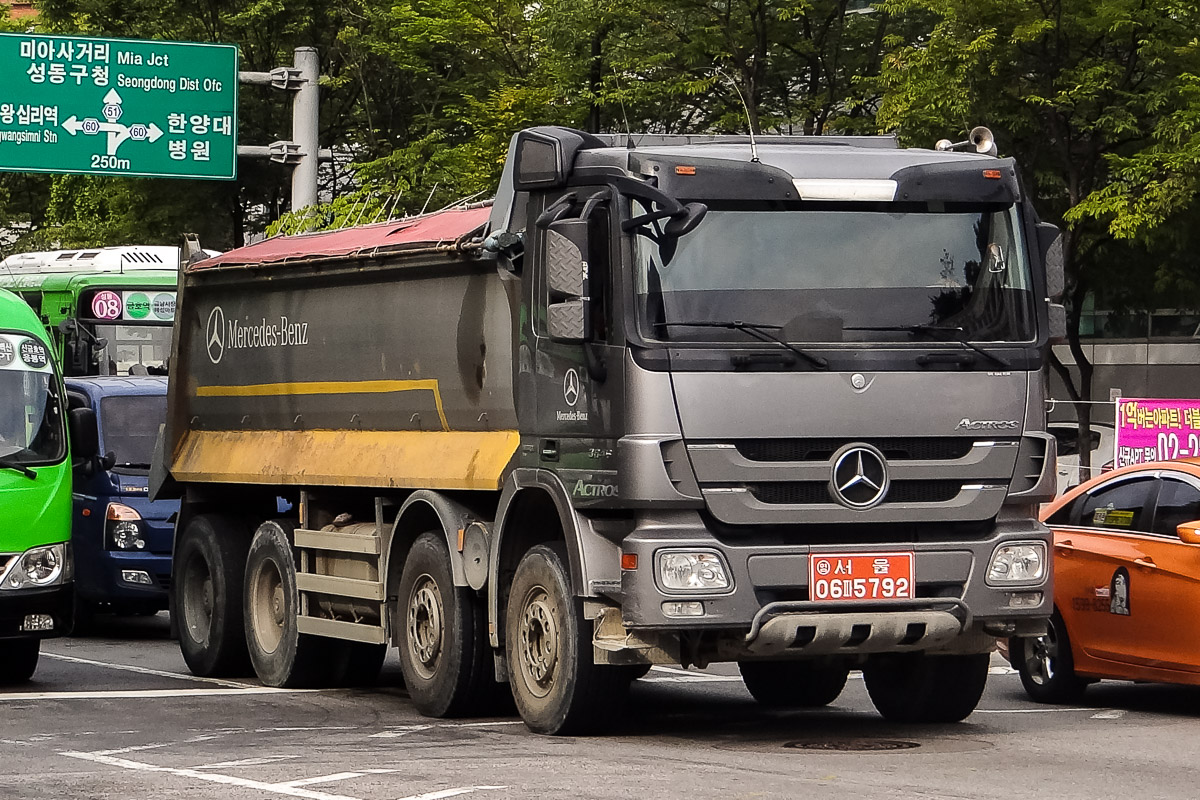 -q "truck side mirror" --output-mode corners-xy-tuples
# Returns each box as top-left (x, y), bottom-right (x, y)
(68, 407), (100, 470)
(1036, 222), (1064, 301)
(545, 218), (591, 343)
(1048, 303), (1067, 345)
